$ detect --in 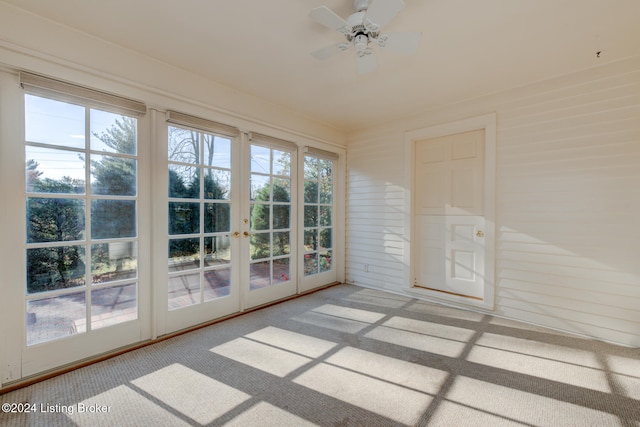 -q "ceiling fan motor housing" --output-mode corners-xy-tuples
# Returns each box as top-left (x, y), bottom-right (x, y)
(353, 0), (370, 12)
(344, 10), (378, 51)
